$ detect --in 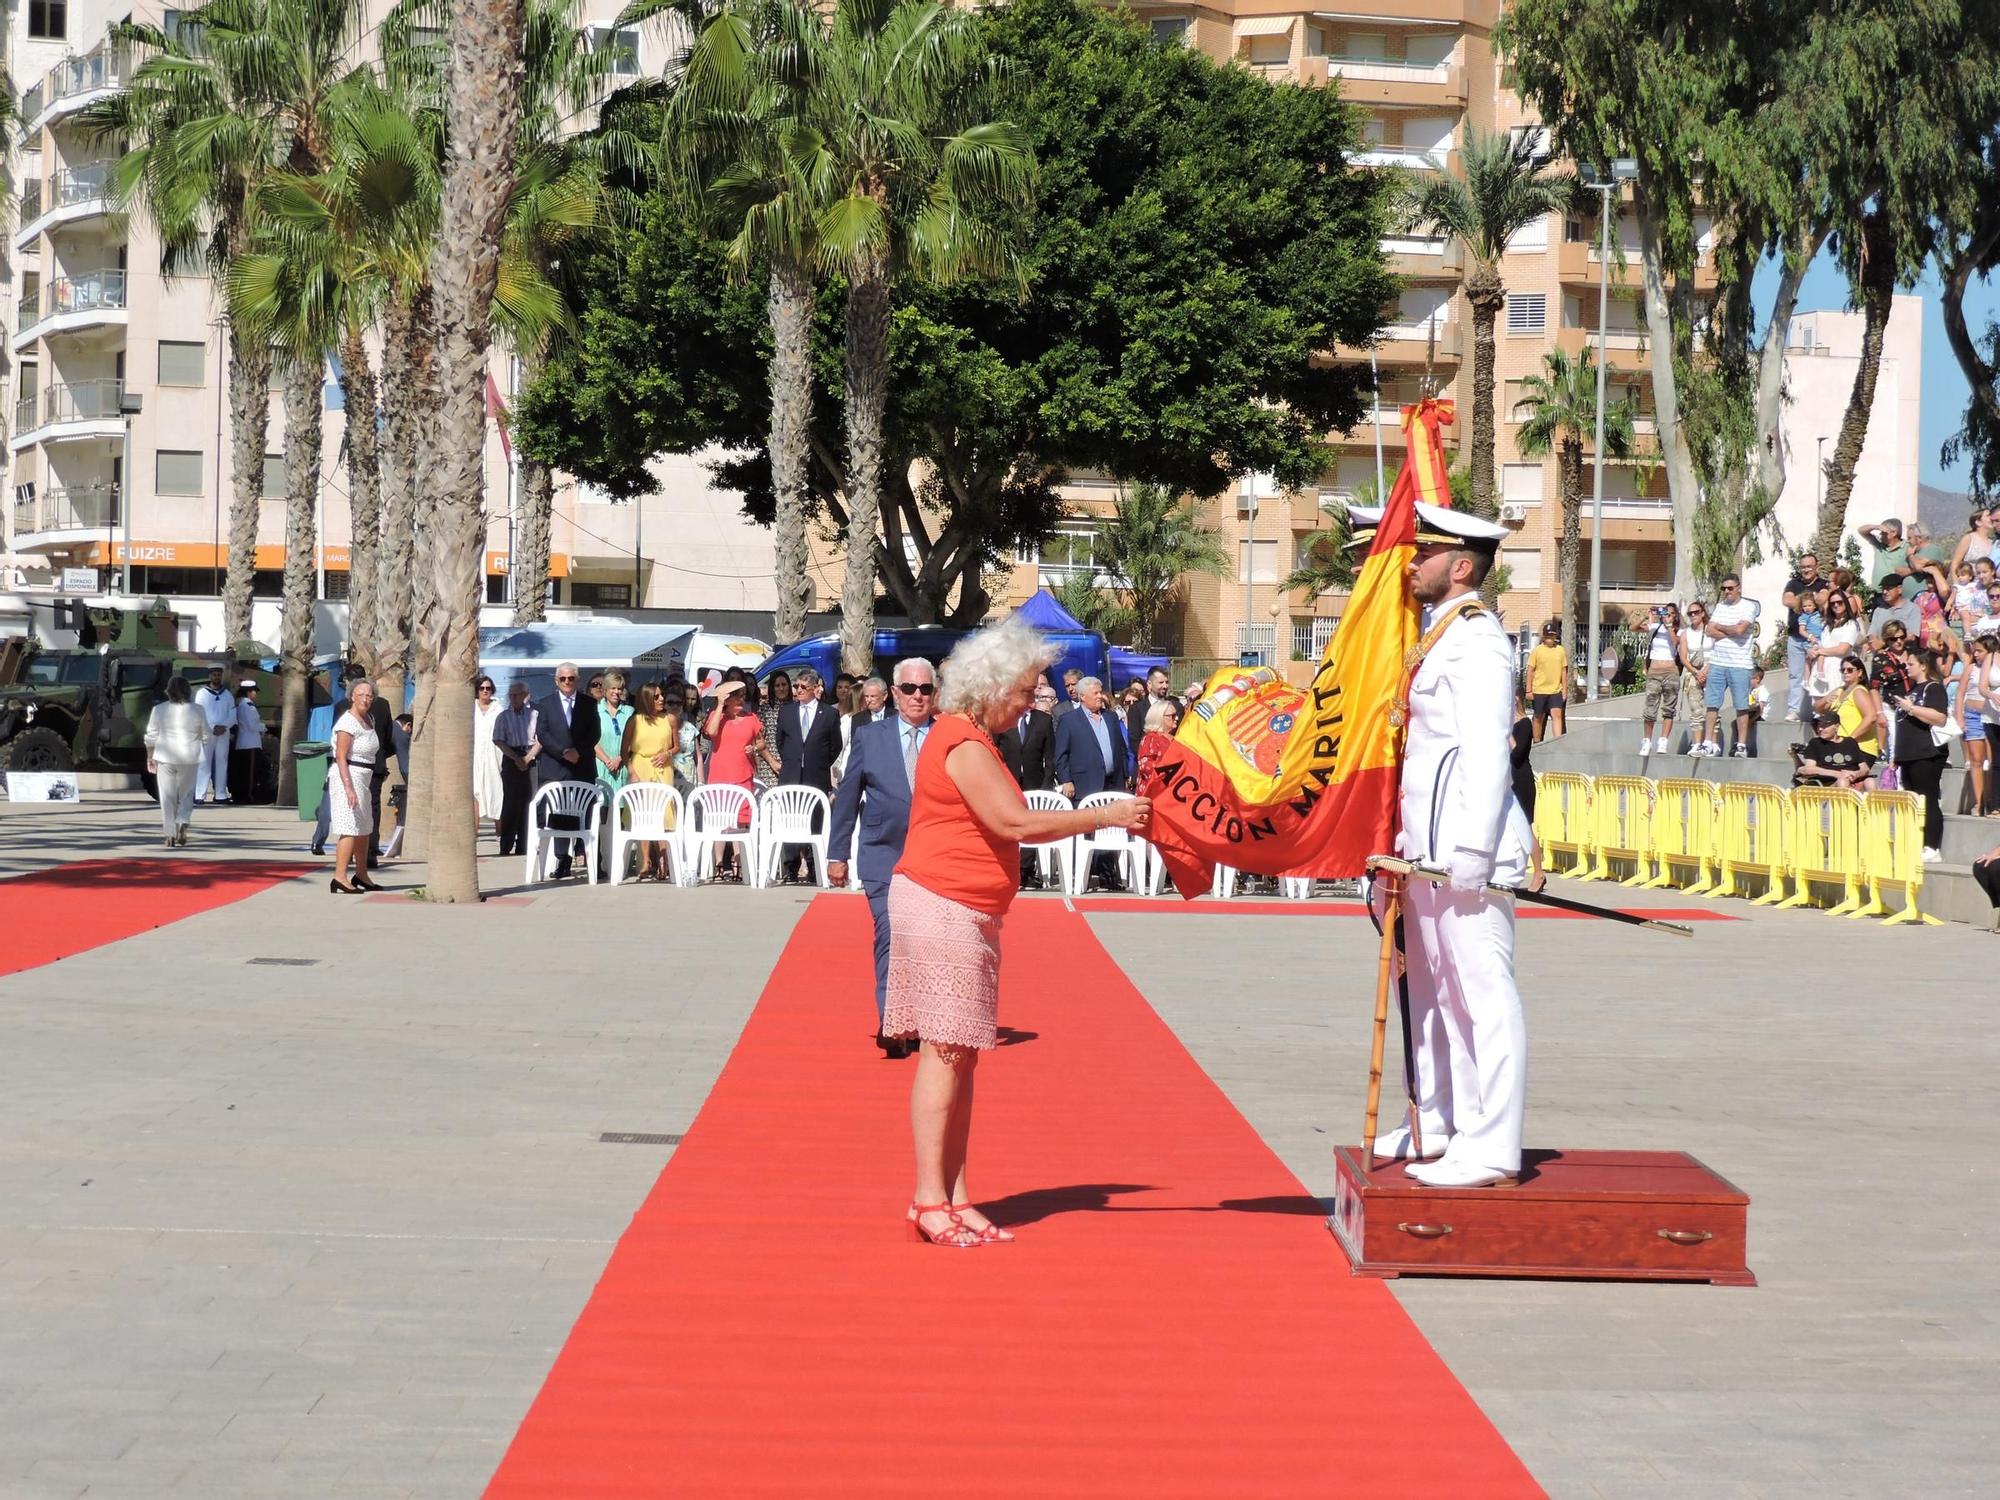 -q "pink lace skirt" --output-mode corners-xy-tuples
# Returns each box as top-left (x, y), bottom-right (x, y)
(883, 874), (1004, 1050)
